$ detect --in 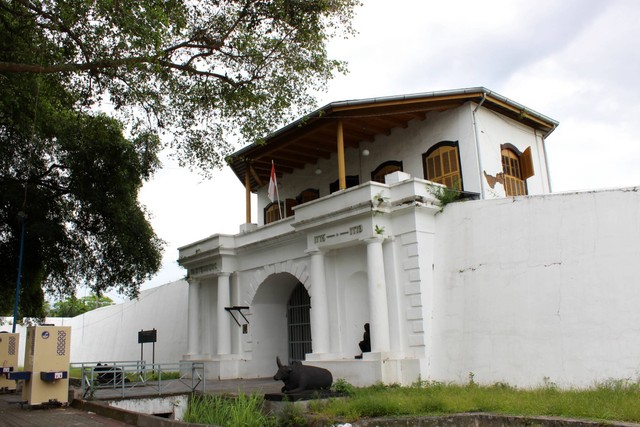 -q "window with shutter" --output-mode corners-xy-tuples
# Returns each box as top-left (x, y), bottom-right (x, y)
(501, 146), (531, 196)
(264, 202), (284, 224)
(423, 142), (462, 190)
